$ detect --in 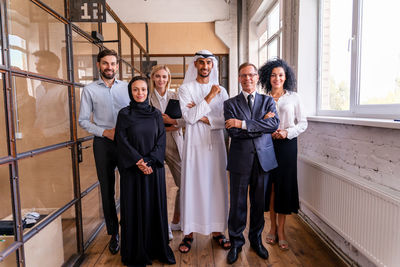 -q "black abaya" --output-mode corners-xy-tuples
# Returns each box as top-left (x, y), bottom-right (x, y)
(115, 103), (175, 266)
